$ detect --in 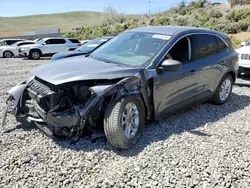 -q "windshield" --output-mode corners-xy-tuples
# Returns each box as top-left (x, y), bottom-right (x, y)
(35, 39), (46, 44)
(77, 38), (110, 53)
(246, 41), (250, 46)
(0, 41), (7, 46)
(91, 32), (171, 67)
(10, 42), (19, 47)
